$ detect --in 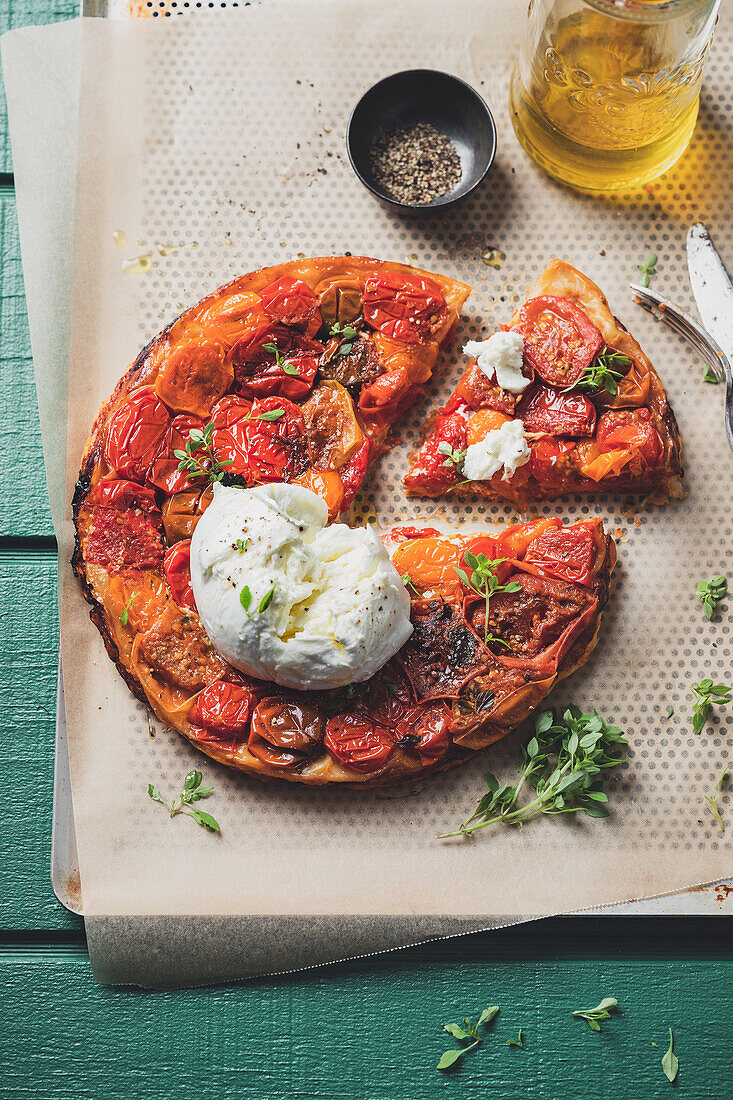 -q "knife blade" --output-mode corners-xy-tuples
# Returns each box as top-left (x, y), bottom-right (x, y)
(686, 223), (733, 356)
